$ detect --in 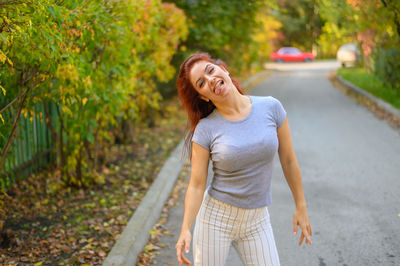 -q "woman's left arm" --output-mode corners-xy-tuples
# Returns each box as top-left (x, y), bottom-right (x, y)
(277, 117), (313, 246)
